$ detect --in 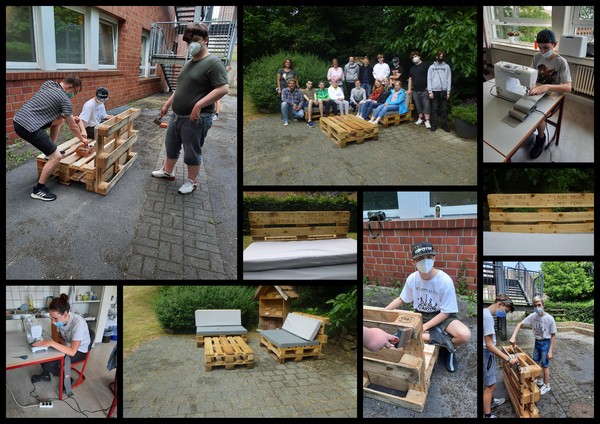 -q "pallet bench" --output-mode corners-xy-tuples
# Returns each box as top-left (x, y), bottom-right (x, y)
(320, 114), (378, 148)
(379, 97), (413, 128)
(363, 306), (439, 413)
(196, 309), (248, 347)
(36, 108), (140, 195)
(204, 336), (254, 371)
(501, 345), (543, 418)
(488, 193), (594, 233)
(259, 312), (329, 363)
